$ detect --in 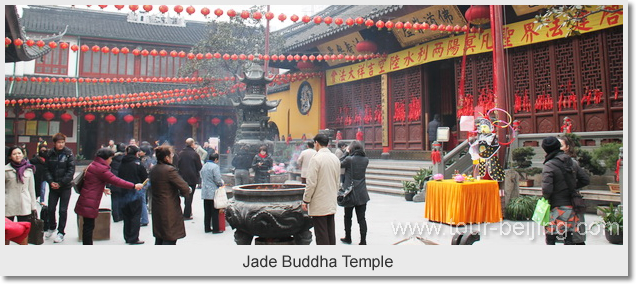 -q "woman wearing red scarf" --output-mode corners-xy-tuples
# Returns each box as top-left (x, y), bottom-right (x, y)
(5, 146), (37, 222)
(251, 146), (273, 184)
